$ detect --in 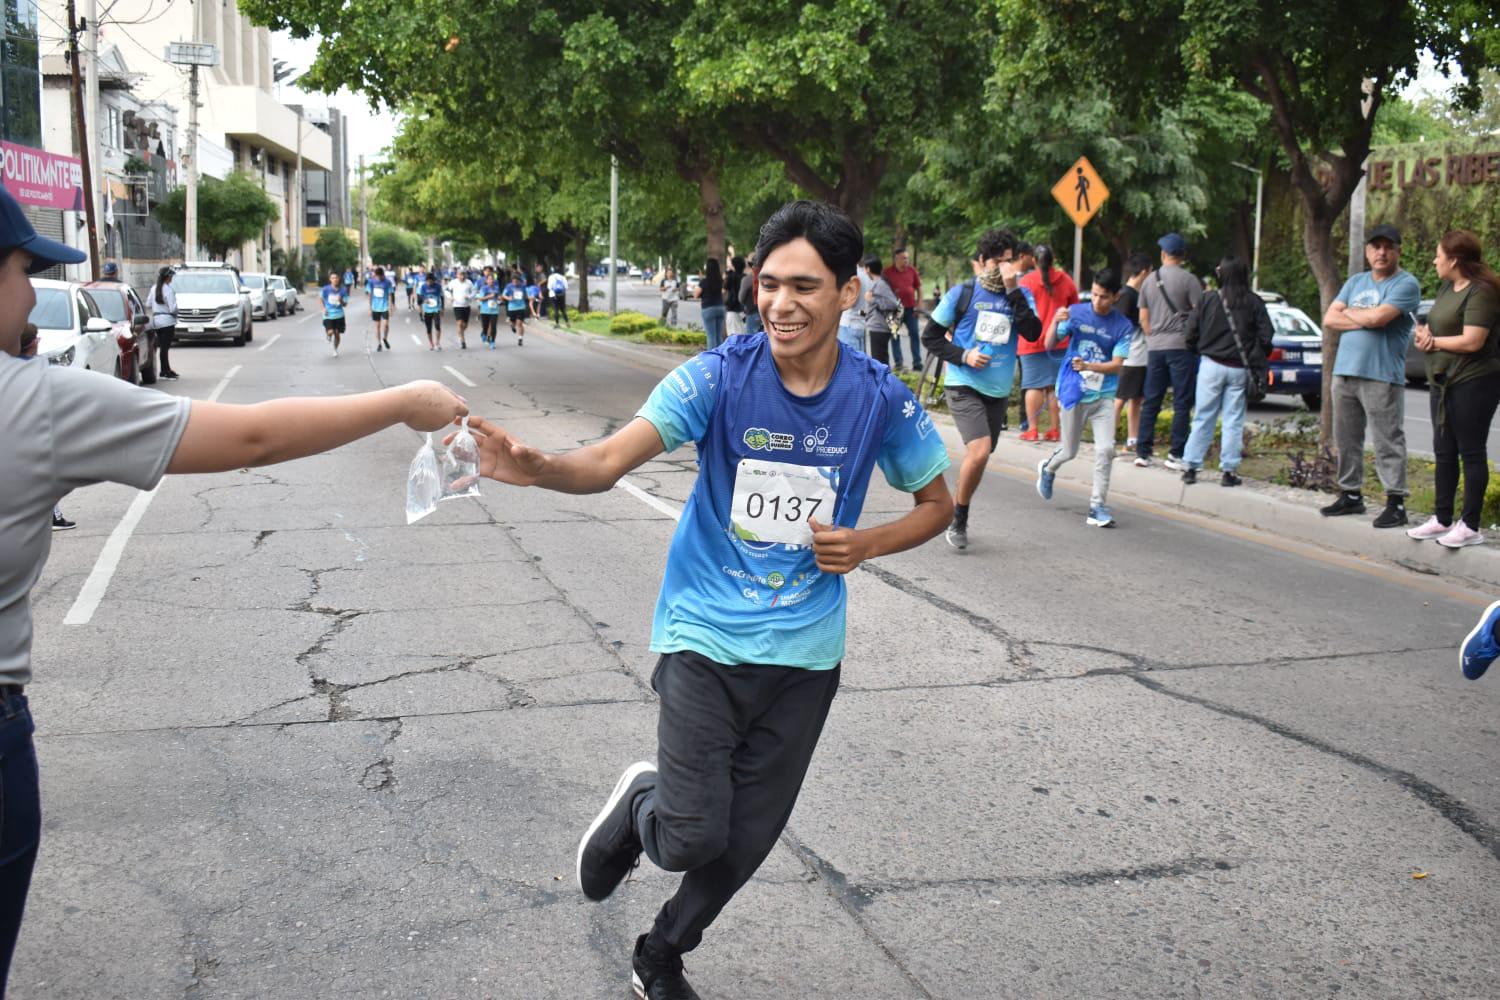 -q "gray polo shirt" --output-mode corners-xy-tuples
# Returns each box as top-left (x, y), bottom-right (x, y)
(1, 354), (190, 686)
(1138, 264), (1203, 352)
